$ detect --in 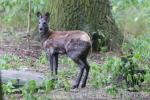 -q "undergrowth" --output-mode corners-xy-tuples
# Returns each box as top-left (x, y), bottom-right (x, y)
(0, 54), (24, 70)
(112, 0), (150, 36)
